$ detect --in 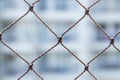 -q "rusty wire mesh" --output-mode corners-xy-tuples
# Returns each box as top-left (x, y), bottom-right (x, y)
(0, 0), (120, 80)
